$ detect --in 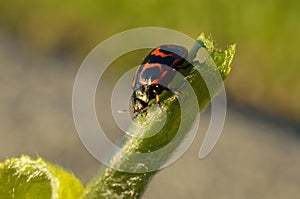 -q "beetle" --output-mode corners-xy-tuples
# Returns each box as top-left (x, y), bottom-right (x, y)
(131, 45), (188, 114)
